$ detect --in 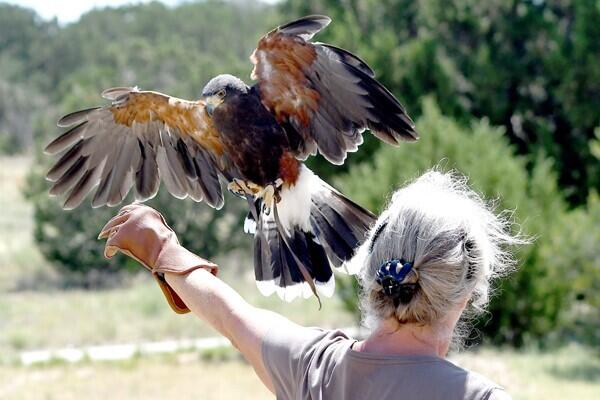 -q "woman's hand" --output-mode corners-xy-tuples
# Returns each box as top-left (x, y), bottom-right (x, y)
(99, 203), (178, 269)
(98, 203), (218, 313)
